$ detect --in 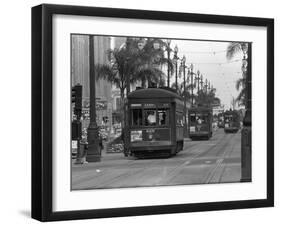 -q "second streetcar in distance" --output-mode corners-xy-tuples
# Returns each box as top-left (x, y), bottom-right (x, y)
(126, 87), (184, 158)
(188, 107), (213, 140)
(223, 110), (240, 133)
